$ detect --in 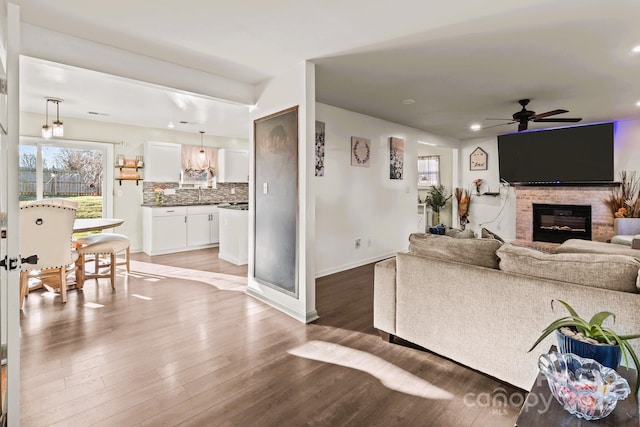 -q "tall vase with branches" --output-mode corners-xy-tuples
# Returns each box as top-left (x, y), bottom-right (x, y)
(604, 171), (640, 218)
(425, 184), (452, 226)
(455, 188), (470, 230)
